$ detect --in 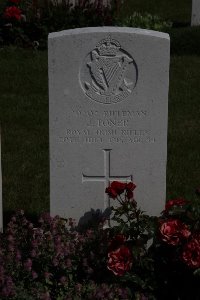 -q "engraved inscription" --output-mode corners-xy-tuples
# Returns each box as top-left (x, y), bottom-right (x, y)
(59, 107), (156, 144)
(72, 110), (147, 118)
(60, 128), (156, 144)
(60, 108), (156, 144)
(80, 36), (138, 104)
